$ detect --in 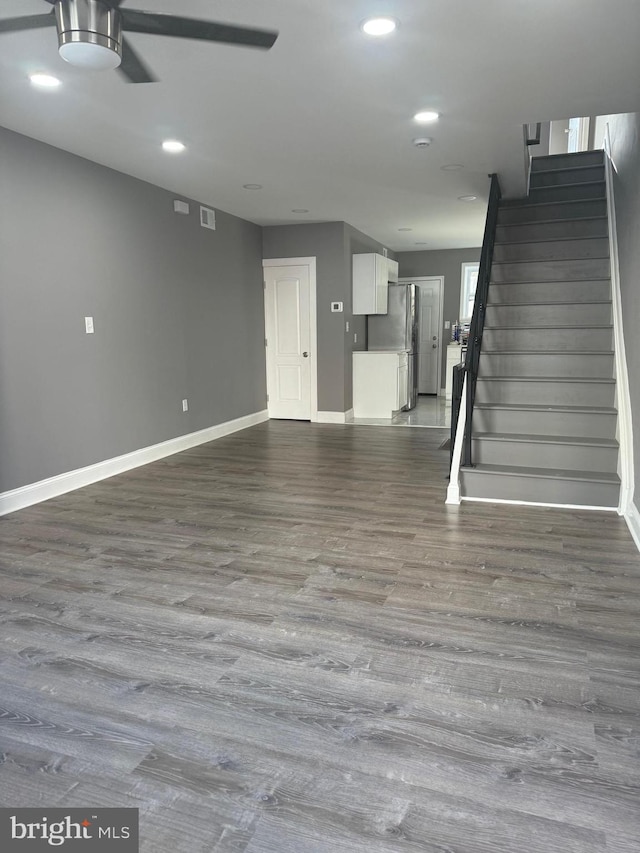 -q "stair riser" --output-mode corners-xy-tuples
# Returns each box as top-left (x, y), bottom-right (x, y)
(473, 408), (617, 439)
(471, 438), (618, 473)
(483, 327), (613, 351)
(475, 380), (615, 408)
(486, 303), (611, 328)
(479, 352), (614, 379)
(498, 199), (607, 225)
(492, 258), (610, 283)
(529, 166), (605, 188)
(527, 183), (606, 204)
(493, 238), (609, 264)
(531, 152), (605, 172)
(496, 218), (608, 243)
(489, 281), (611, 305)
(460, 469), (619, 507)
